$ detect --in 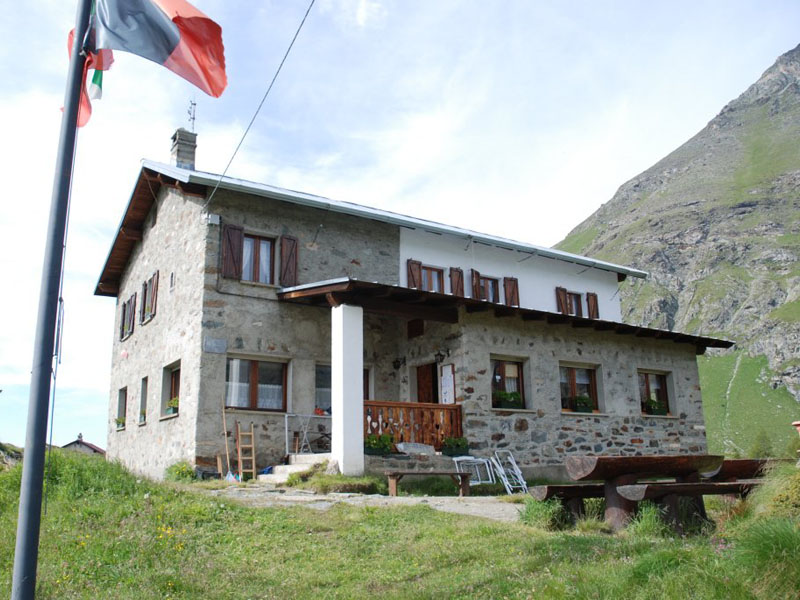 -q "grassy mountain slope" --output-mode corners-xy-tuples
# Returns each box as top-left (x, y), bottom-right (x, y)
(557, 44), (800, 454)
